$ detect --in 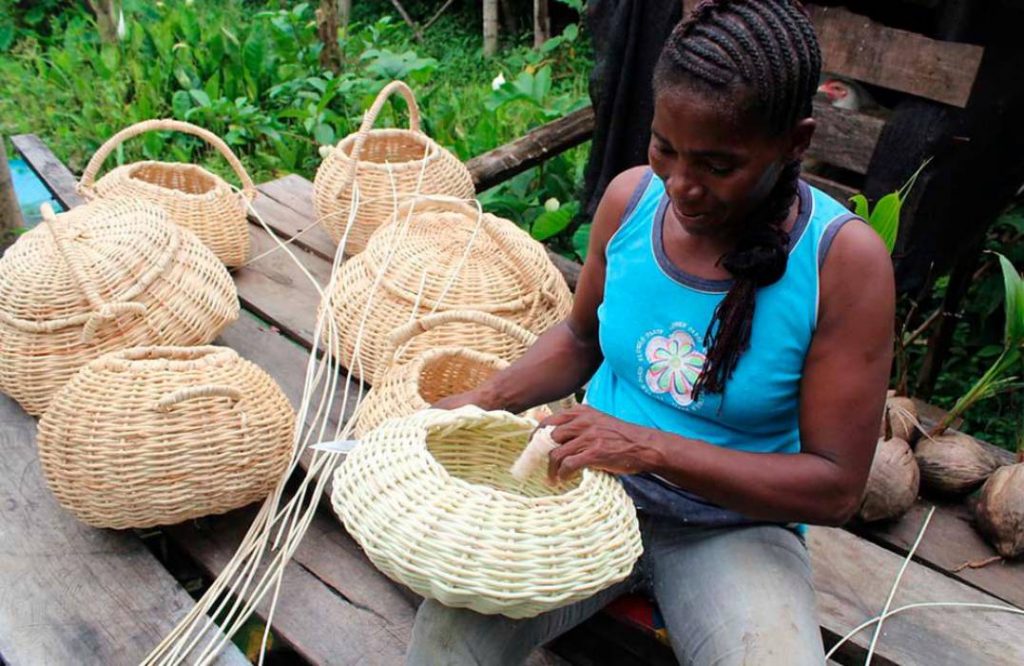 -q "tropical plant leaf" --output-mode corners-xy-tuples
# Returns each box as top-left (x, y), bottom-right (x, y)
(996, 252), (1024, 347)
(849, 193), (869, 220)
(171, 90), (191, 119)
(572, 223), (591, 261)
(531, 203), (575, 241)
(868, 192), (901, 254)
